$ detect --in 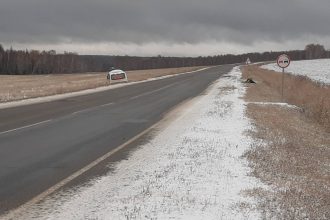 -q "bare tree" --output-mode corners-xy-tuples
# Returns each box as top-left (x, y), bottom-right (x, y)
(305, 44), (326, 59)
